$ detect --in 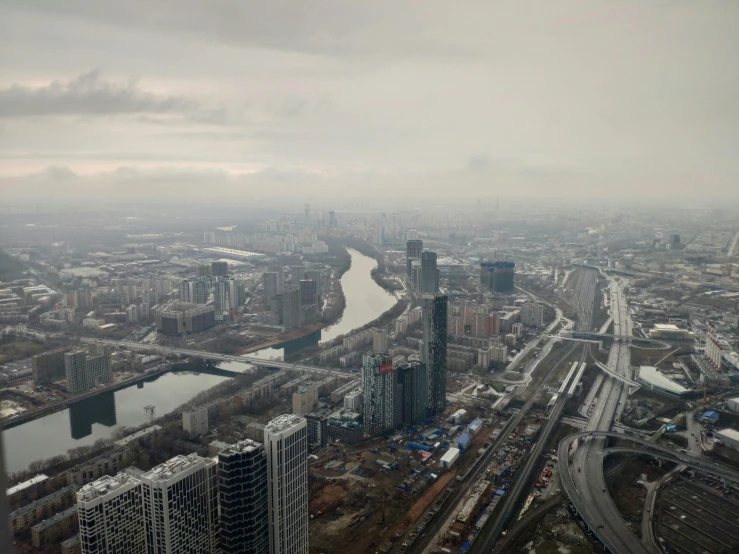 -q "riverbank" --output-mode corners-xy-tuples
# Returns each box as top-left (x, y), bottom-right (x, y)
(0, 366), (171, 431)
(321, 238), (403, 295)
